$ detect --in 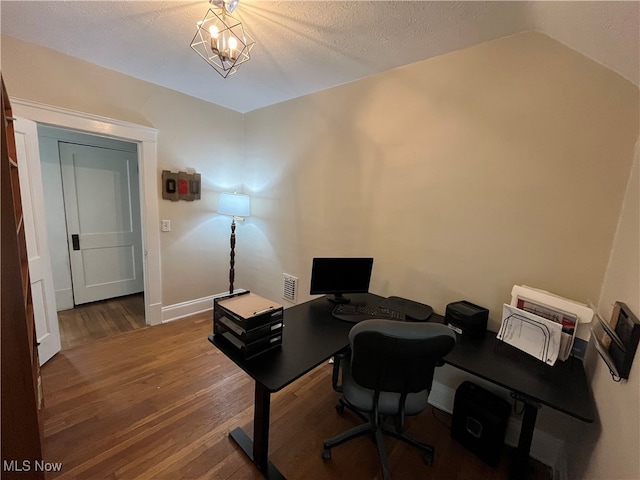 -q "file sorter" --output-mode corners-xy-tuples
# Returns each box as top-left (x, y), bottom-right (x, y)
(497, 285), (594, 365)
(498, 304), (563, 365)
